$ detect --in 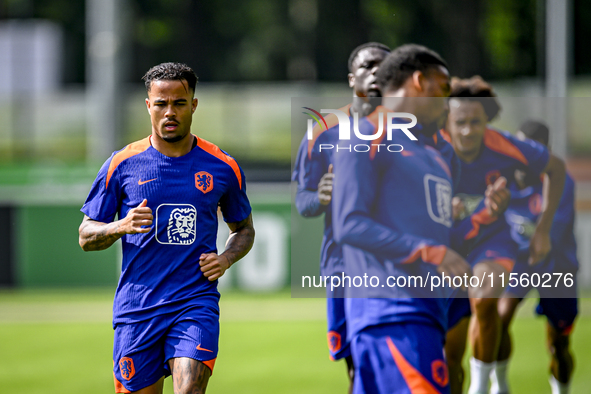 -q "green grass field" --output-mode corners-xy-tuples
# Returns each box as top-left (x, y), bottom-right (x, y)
(0, 289), (590, 393)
